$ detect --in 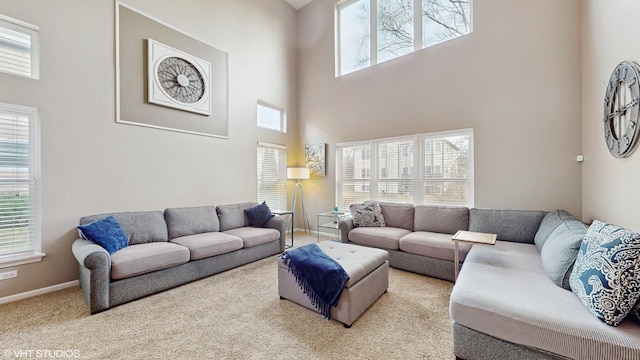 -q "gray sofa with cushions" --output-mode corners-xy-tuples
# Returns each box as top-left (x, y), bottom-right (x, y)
(339, 202), (545, 282)
(72, 202), (286, 314)
(340, 202), (640, 359)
